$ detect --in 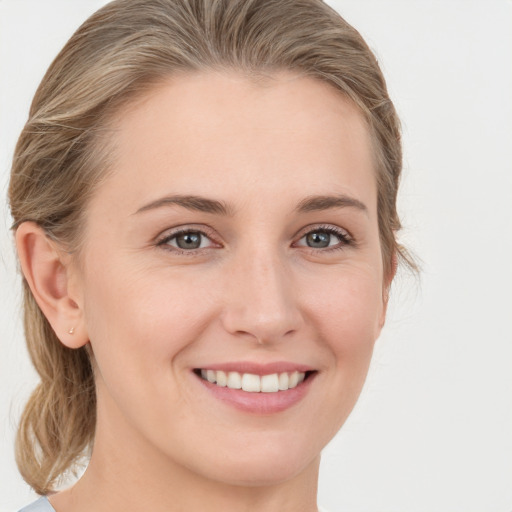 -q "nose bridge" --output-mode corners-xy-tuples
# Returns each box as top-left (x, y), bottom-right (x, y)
(221, 243), (303, 343)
